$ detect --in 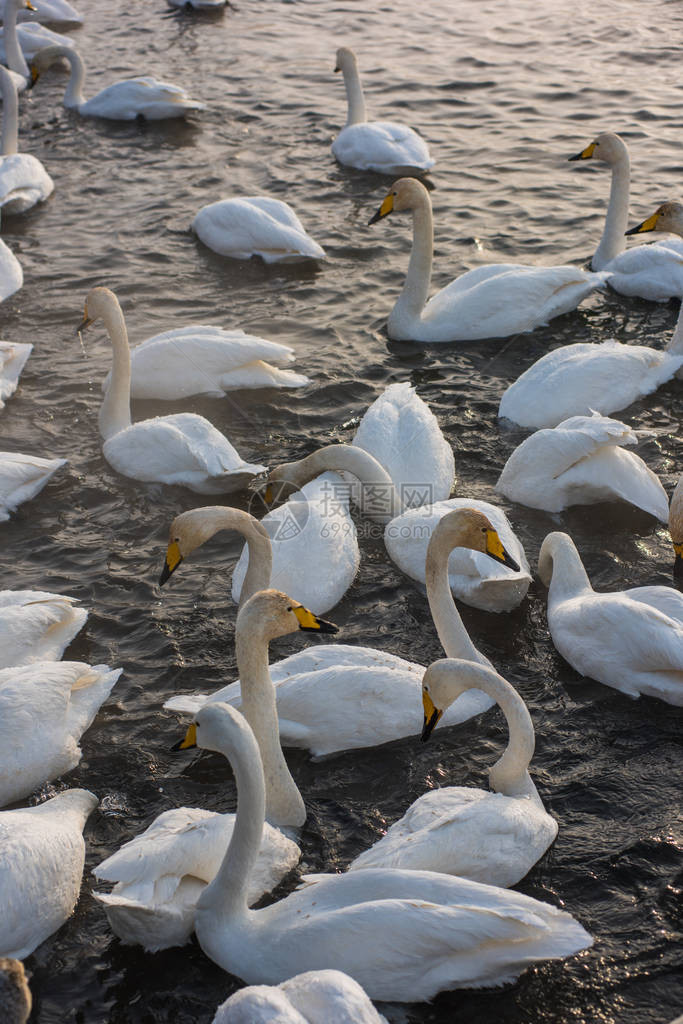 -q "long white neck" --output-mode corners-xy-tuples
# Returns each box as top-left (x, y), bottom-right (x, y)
(55, 47), (87, 109)
(0, 66), (19, 155)
(234, 609), (305, 831)
(425, 521), (489, 664)
(97, 298), (132, 441)
(538, 532), (592, 606)
(187, 508), (272, 607)
(391, 196), (433, 327)
(340, 57), (366, 125)
(592, 150), (630, 270)
(3, 0), (29, 78)
(668, 303), (683, 356)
